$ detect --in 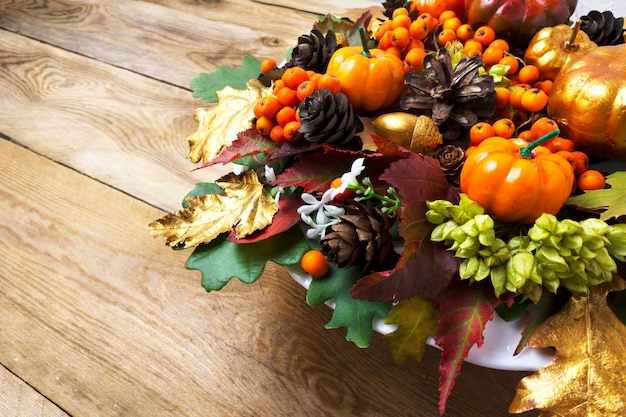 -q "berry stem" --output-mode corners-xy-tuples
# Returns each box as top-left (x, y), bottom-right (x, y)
(358, 26), (372, 58)
(519, 129), (560, 159)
